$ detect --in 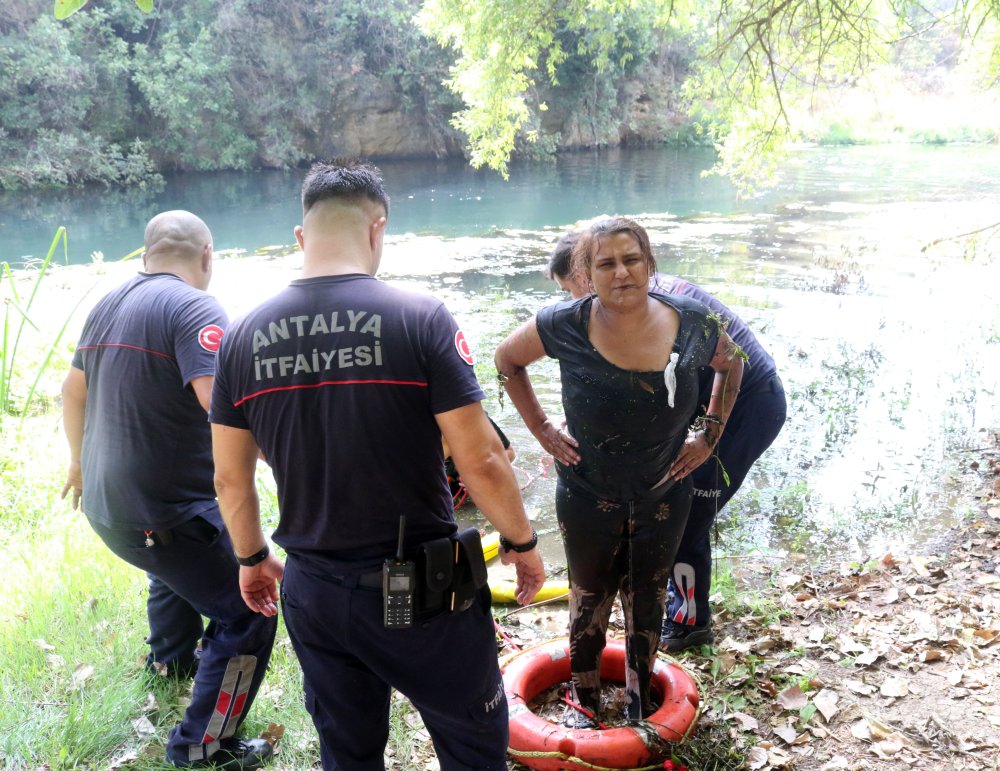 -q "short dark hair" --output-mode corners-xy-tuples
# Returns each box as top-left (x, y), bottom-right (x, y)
(301, 158), (390, 216)
(546, 231), (580, 280)
(573, 216), (656, 278)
